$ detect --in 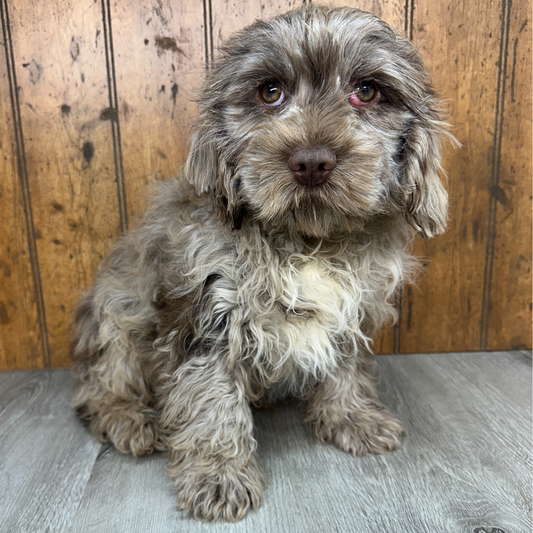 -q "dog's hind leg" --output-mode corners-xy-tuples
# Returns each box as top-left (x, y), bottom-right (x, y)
(159, 354), (263, 522)
(72, 290), (164, 456)
(306, 351), (406, 456)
